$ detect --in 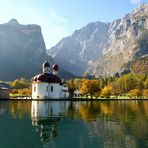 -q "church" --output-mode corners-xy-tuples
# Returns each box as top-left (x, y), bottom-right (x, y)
(32, 62), (69, 99)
